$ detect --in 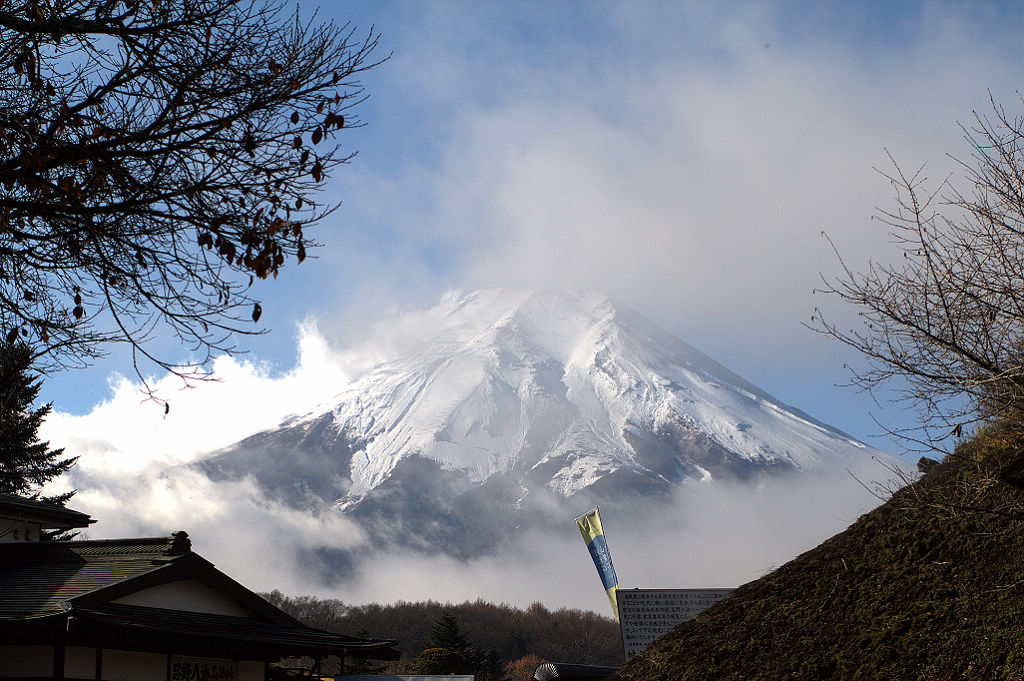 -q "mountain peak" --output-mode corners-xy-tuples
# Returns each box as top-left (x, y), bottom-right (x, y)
(200, 289), (885, 557)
